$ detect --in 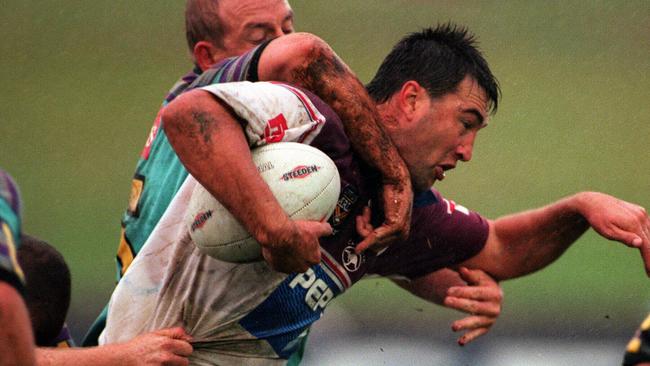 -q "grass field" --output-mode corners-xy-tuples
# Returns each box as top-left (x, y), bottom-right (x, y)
(1, 0), (649, 344)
